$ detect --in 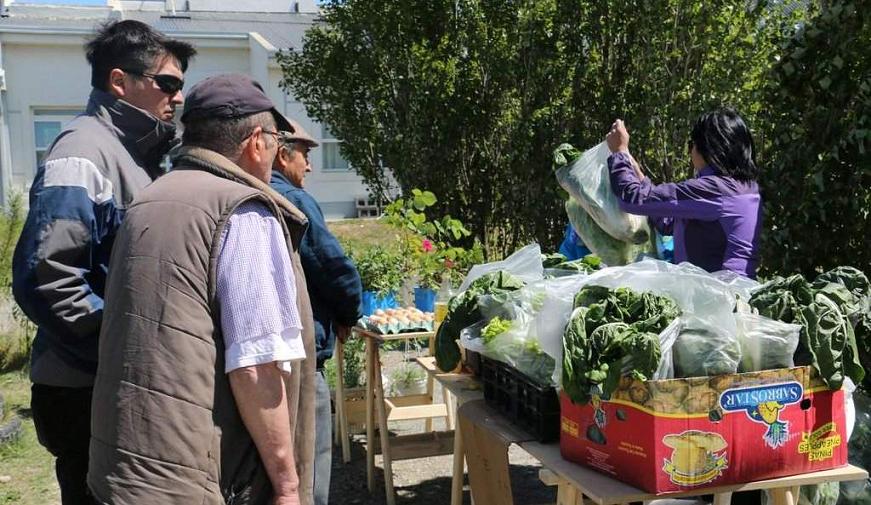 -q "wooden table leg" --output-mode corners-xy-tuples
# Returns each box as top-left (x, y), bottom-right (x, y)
(450, 411), (465, 505)
(425, 370), (435, 433)
(445, 388), (456, 431)
(366, 337), (375, 492)
(771, 487), (798, 505)
(459, 406), (513, 505)
(334, 337), (352, 463)
(373, 343), (396, 505)
(712, 492), (732, 505)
